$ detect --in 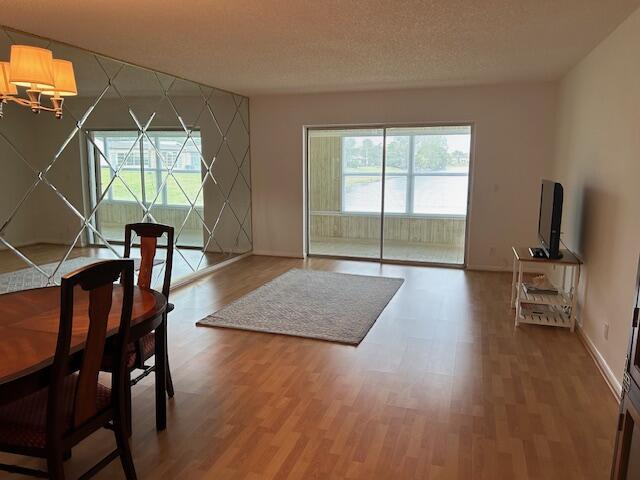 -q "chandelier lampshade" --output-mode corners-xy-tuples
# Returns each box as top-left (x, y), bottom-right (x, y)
(41, 59), (77, 97)
(9, 45), (55, 90)
(1, 44), (77, 118)
(0, 62), (18, 95)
